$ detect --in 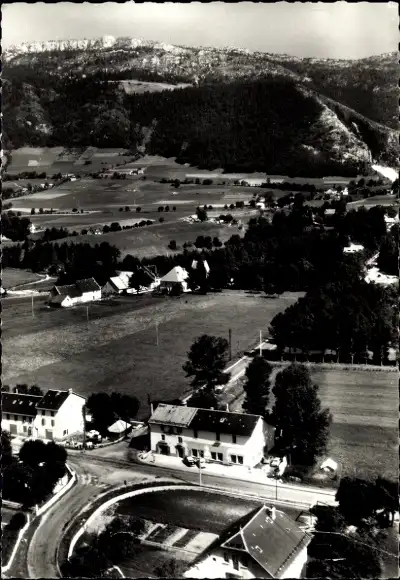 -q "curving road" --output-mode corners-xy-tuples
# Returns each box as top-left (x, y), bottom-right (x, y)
(21, 446), (336, 579)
